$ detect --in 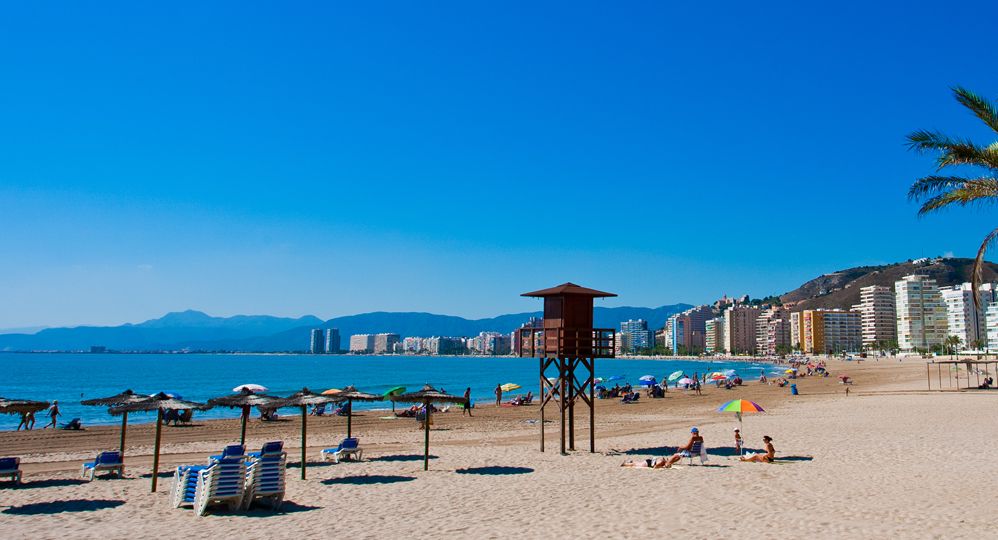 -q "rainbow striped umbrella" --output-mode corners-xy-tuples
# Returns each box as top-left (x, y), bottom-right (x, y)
(717, 399), (764, 454)
(717, 399), (765, 413)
